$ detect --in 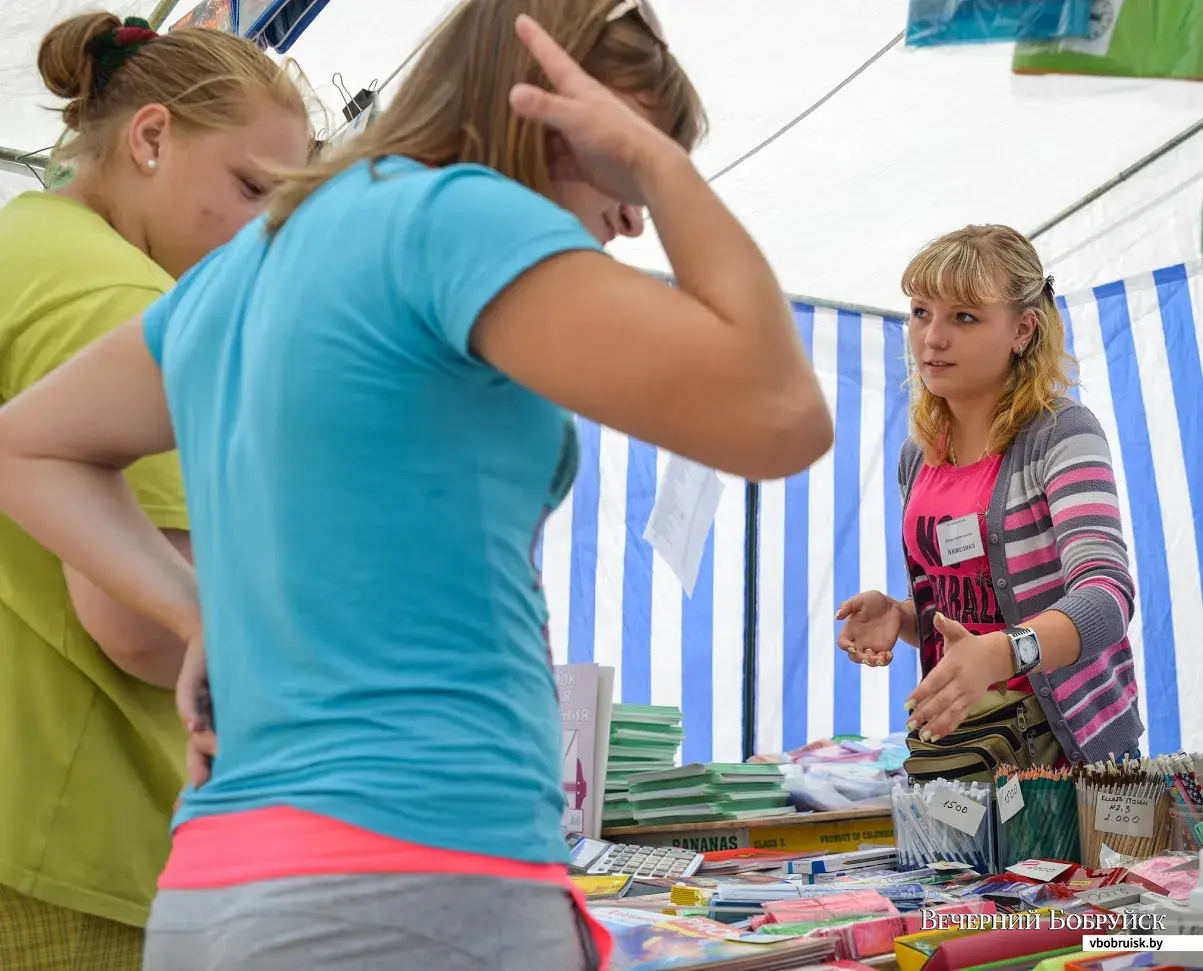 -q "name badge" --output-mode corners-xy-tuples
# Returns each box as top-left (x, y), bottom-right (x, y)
(937, 514), (985, 566)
